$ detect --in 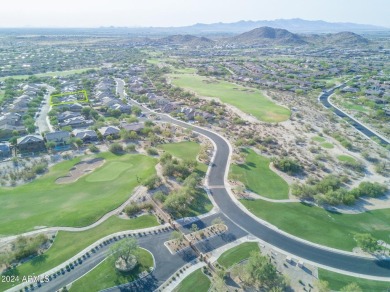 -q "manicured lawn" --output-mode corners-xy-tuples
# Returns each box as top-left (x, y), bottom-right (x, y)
(70, 248), (154, 292)
(337, 155), (356, 163)
(169, 73), (290, 122)
(321, 142), (334, 149)
(159, 141), (201, 161)
(185, 189), (213, 217)
(173, 68), (197, 74)
(0, 215), (158, 291)
(159, 141), (212, 216)
(240, 200), (390, 251)
(159, 141), (208, 174)
(312, 136), (326, 143)
(230, 149), (289, 200)
(217, 242), (260, 268)
(0, 152), (157, 235)
(174, 268), (211, 292)
(319, 268), (390, 291)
